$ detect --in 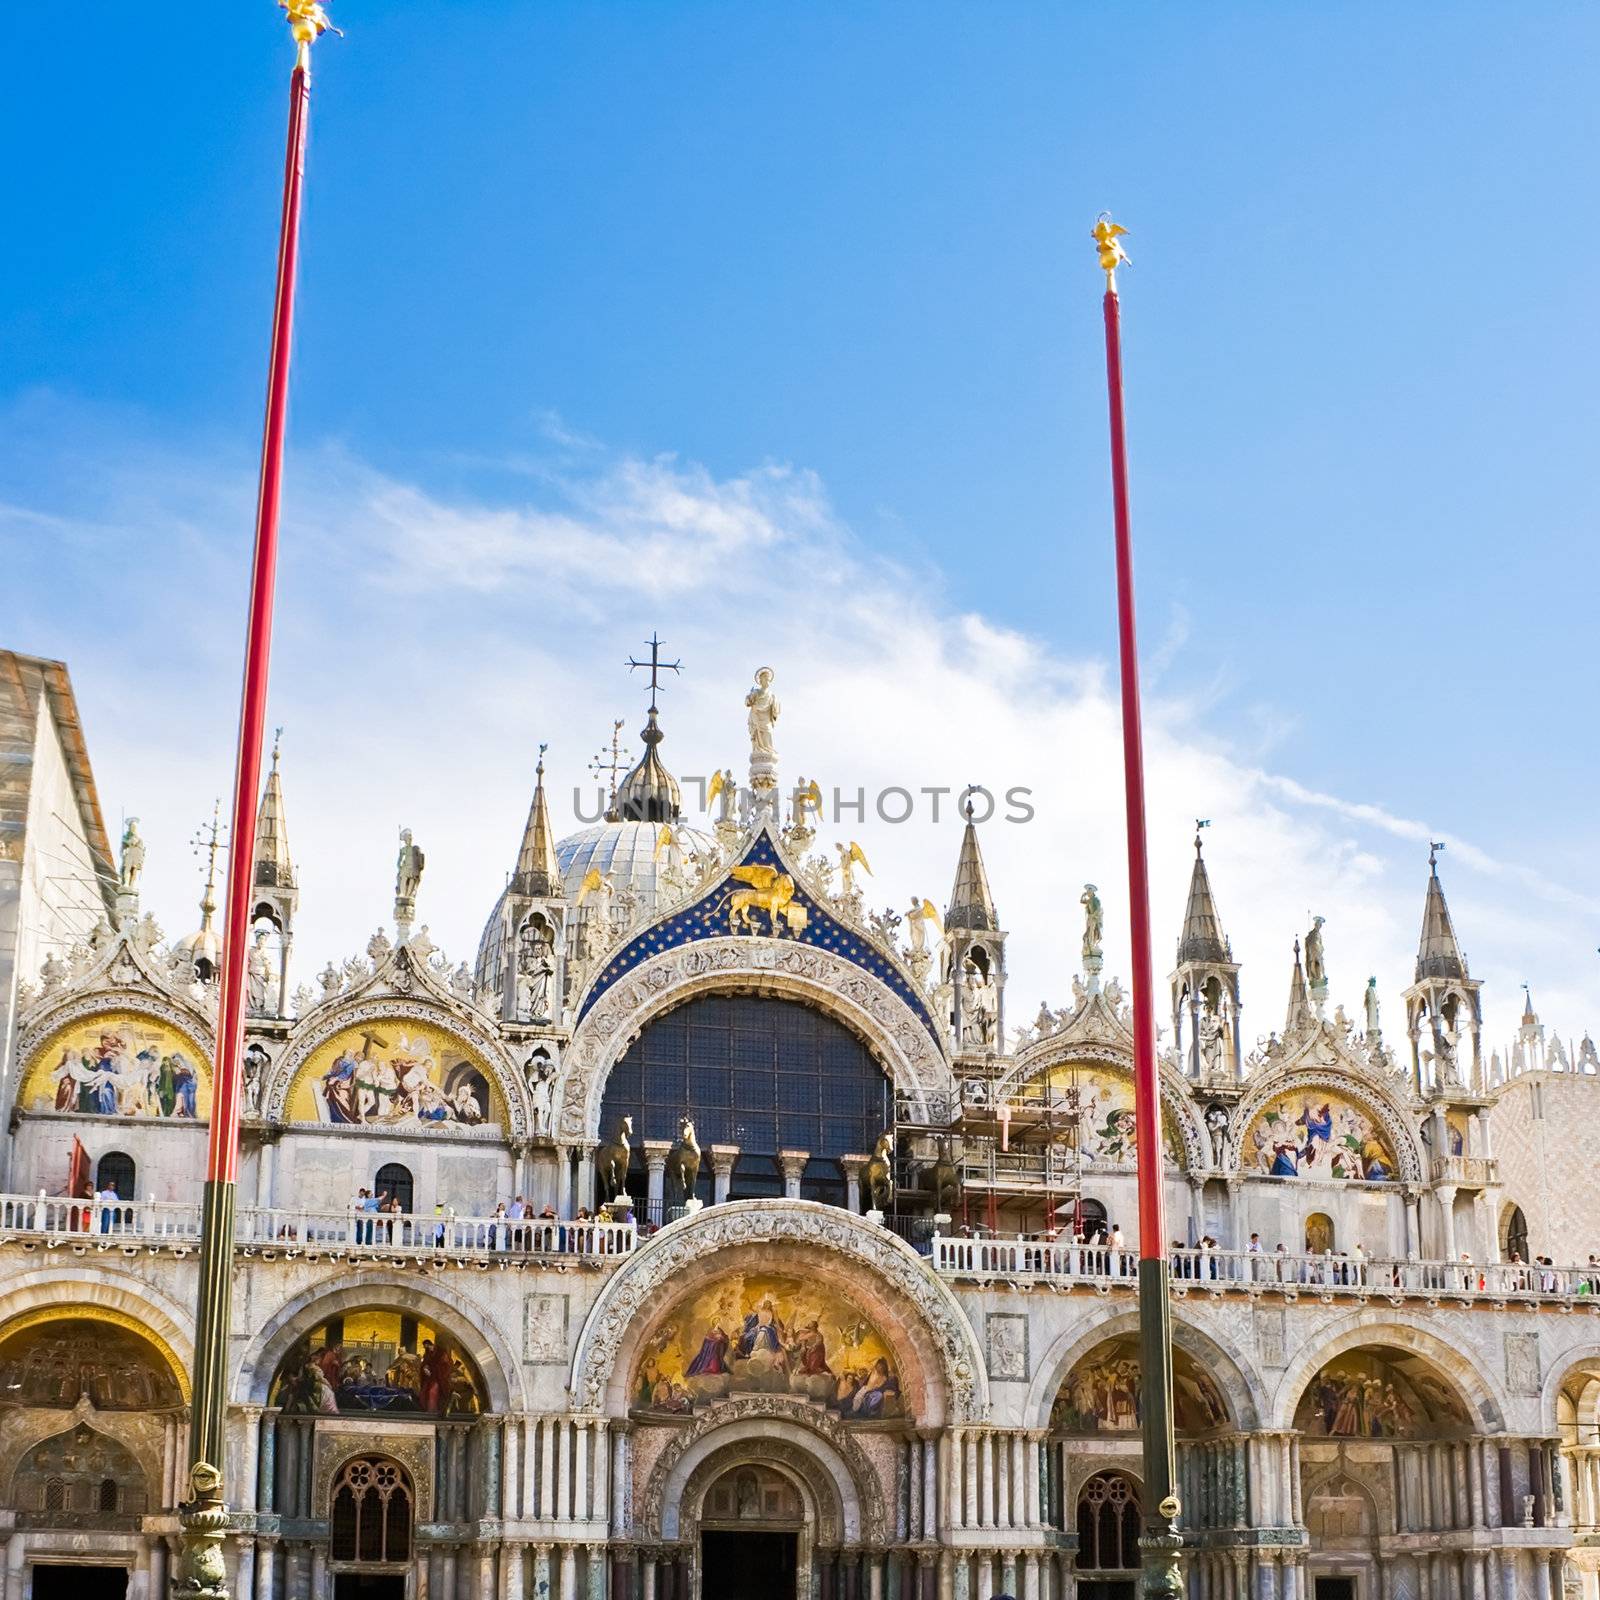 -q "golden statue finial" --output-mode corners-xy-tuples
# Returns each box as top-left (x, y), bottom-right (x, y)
(280, 0), (341, 68)
(1092, 214), (1131, 288)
